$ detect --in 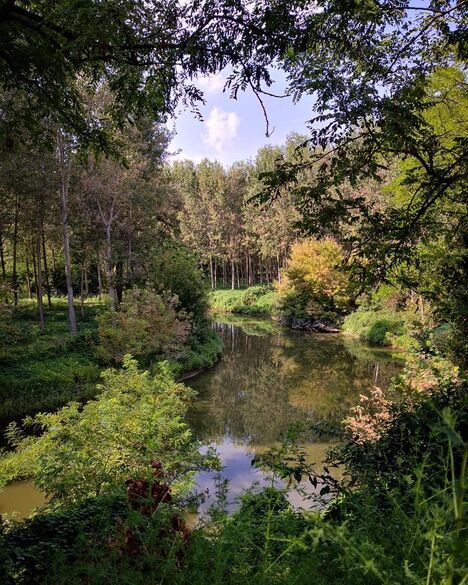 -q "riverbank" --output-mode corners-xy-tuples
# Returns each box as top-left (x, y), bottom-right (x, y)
(0, 315), (403, 519)
(209, 286), (418, 348)
(1, 344), (465, 584)
(0, 299), (223, 423)
(209, 286), (278, 316)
